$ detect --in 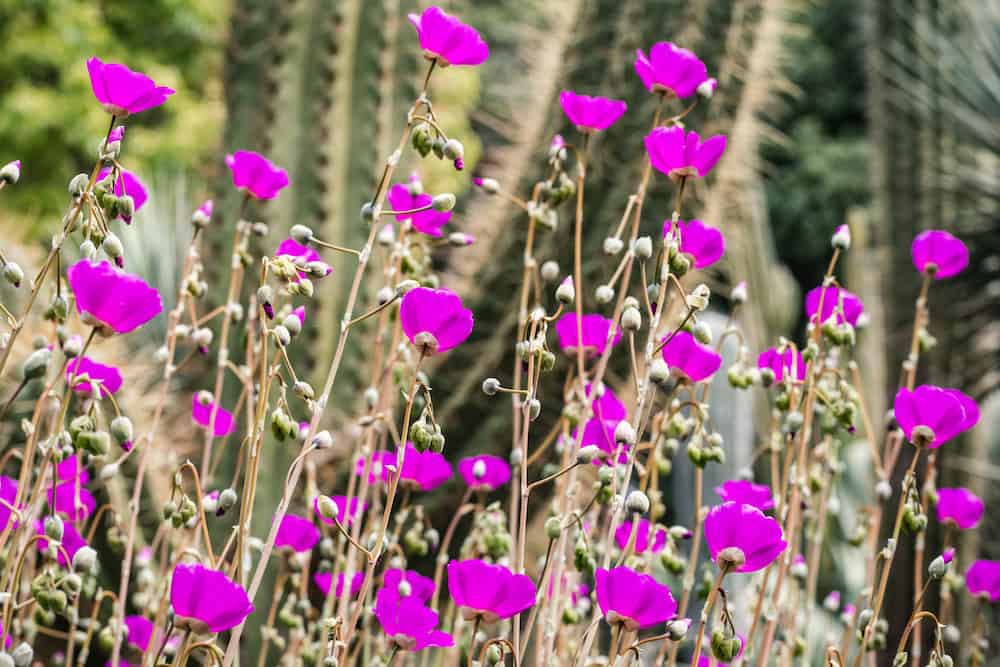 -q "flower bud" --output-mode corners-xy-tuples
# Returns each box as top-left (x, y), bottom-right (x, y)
(476, 177), (500, 195)
(556, 279), (575, 305)
(110, 416), (134, 451)
(625, 490), (649, 515)
(687, 284), (711, 311)
(283, 314), (302, 337)
(395, 280), (420, 296)
(929, 555), (947, 579)
(442, 139), (464, 161)
(730, 281), (748, 304)
(22, 348), (51, 381)
(312, 430), (334, 449)
(291, 224), (314, 244)
(540, 261), (560, 282)
(615, 421), (636, 446)
(273, 325), (291, 347)
(360, 202), (376, 223)
(693, 321), (712, 345)
(545, 517), (562, 539)
(577, 445), (600, 464)
(431, 194), (456, 212)
(316, 495), (339, 521)
(3, 262), (23, 288)
(117, 195), (135, 220)
(634, 236), (653, 259)
(219, 488), (238, 512)
(832, 224), (851, 250)
(697, 78), (717, 99)
(621, 307), (641, 332)
(68, 173), (89, 196)
(448, 232), (474, 246)
(294, 381), (315, 400)
(482, 378), (501, 396)
(666, 618), (691, 641)
(72, 545), (97, 572)
(1, 160), (21, 184)
(44, 515), (64, 542)
(595, 284), (614, 304)
(649, 358), (670, 385)
(528, 399), (541, 421)
(875, 479), (892, 501)
(11, 643), (32, 667)
(603, 237), (624, 255)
